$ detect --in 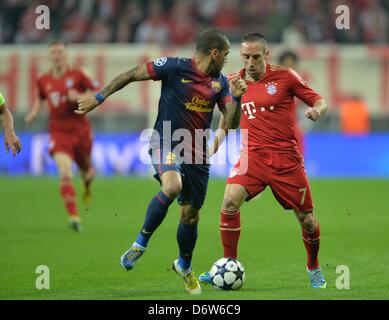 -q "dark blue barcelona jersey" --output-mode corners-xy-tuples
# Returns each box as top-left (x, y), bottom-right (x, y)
(146, 57), (232, 163)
